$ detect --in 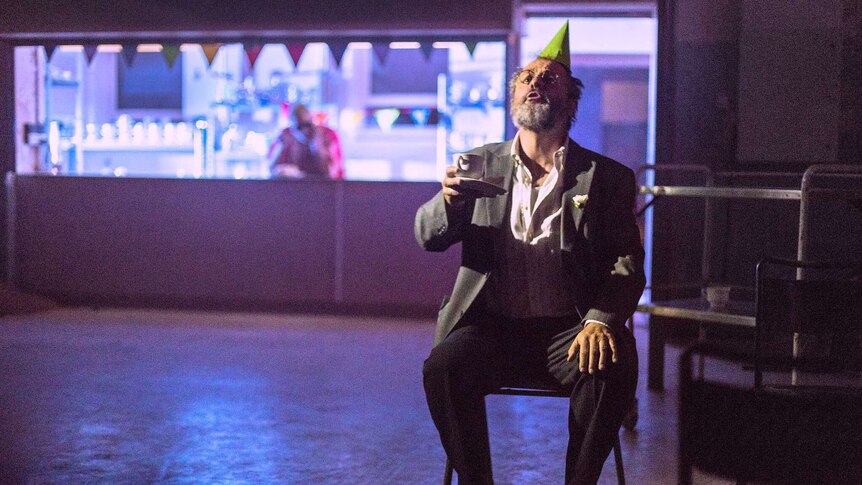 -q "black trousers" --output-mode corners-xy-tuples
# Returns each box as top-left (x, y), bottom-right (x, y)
(423, 314), (638, 485)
